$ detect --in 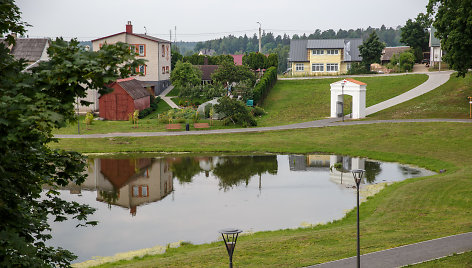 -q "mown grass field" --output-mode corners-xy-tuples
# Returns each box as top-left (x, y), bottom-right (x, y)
(257, 74), (428, 126)
(51, 122), (472, 267)
(369, 73), (472, 119)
